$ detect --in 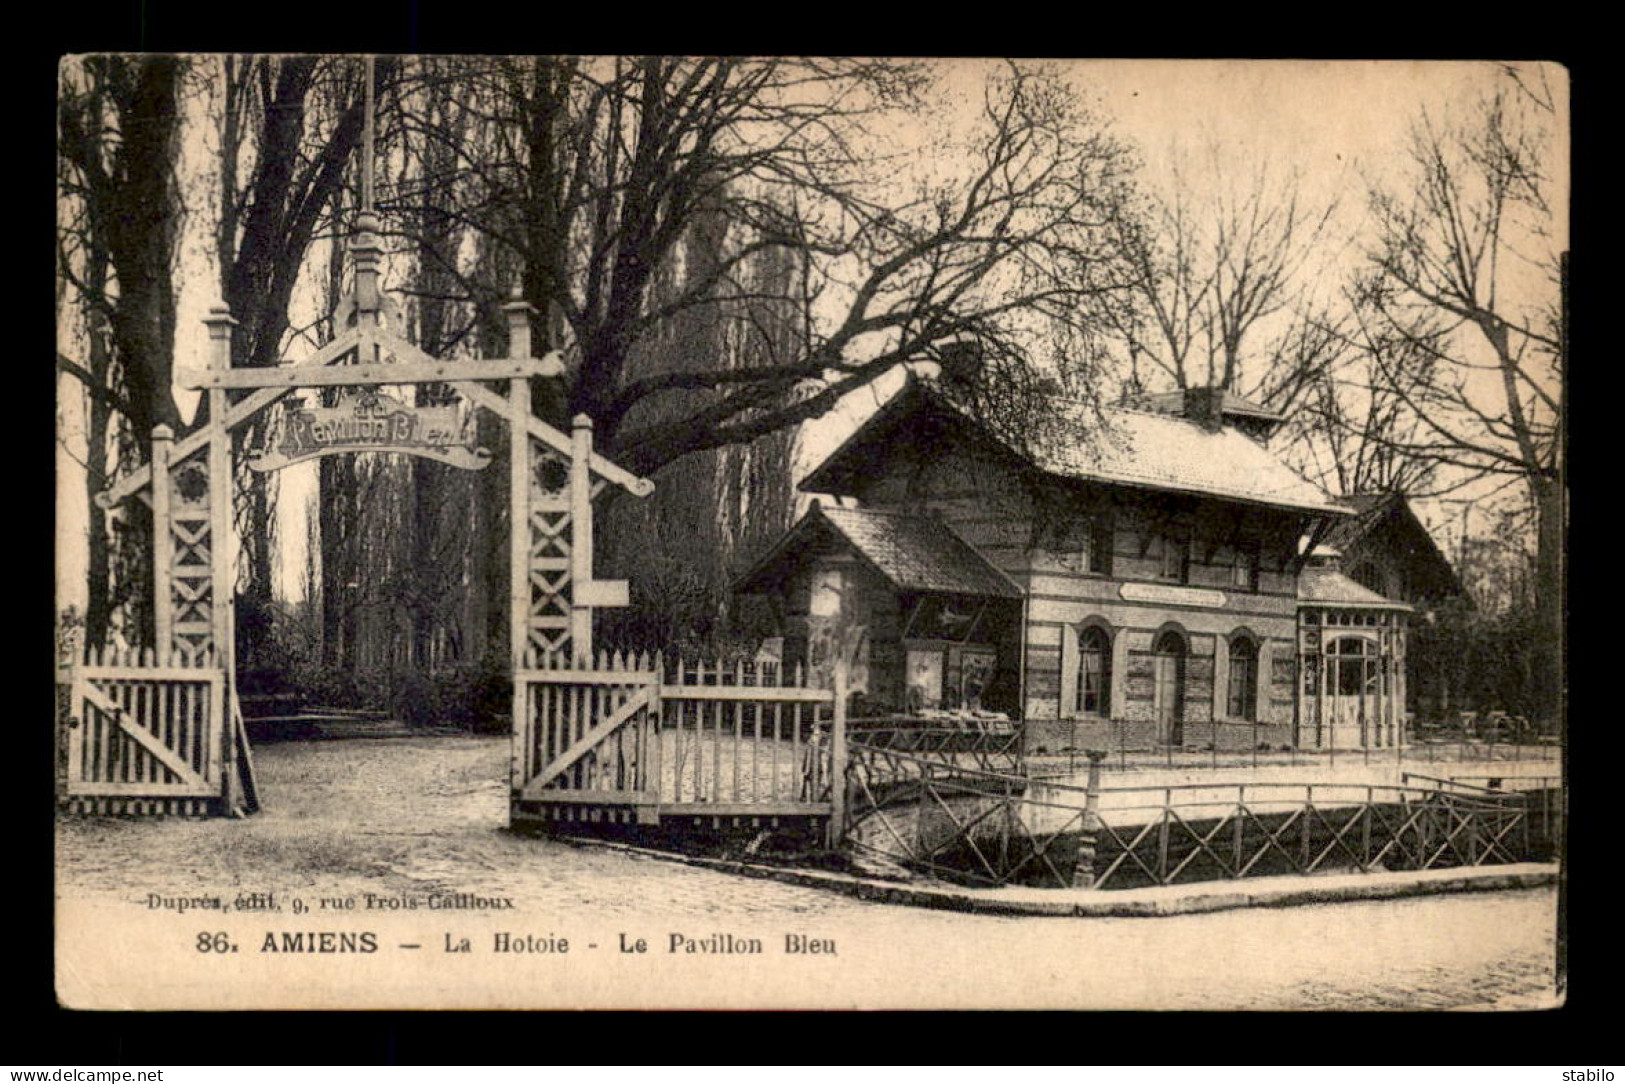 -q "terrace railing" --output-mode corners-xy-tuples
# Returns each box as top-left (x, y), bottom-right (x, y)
(848, 720), (1024, 777)
(1029, 717), (1558, 776)
(842, 740), (1562, 890)
(1087, 781), (1538, 890)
